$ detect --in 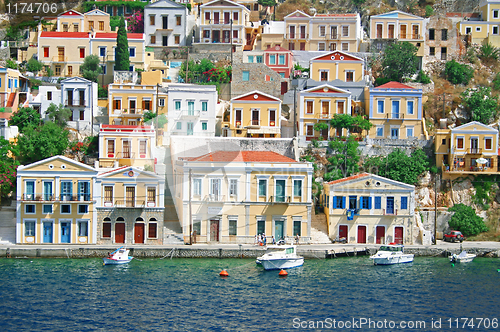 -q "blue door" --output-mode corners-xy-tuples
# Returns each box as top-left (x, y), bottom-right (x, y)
(61, 222), (71, 243)
(392, 100), (399, 119)
(43, 222), (53, 243)
(187, 122), (194, 135)
(386, 197), (395, 214)
(276, 180), (285, 202)
(390, 128), (399, 139)
(275, 220), (284, 240)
